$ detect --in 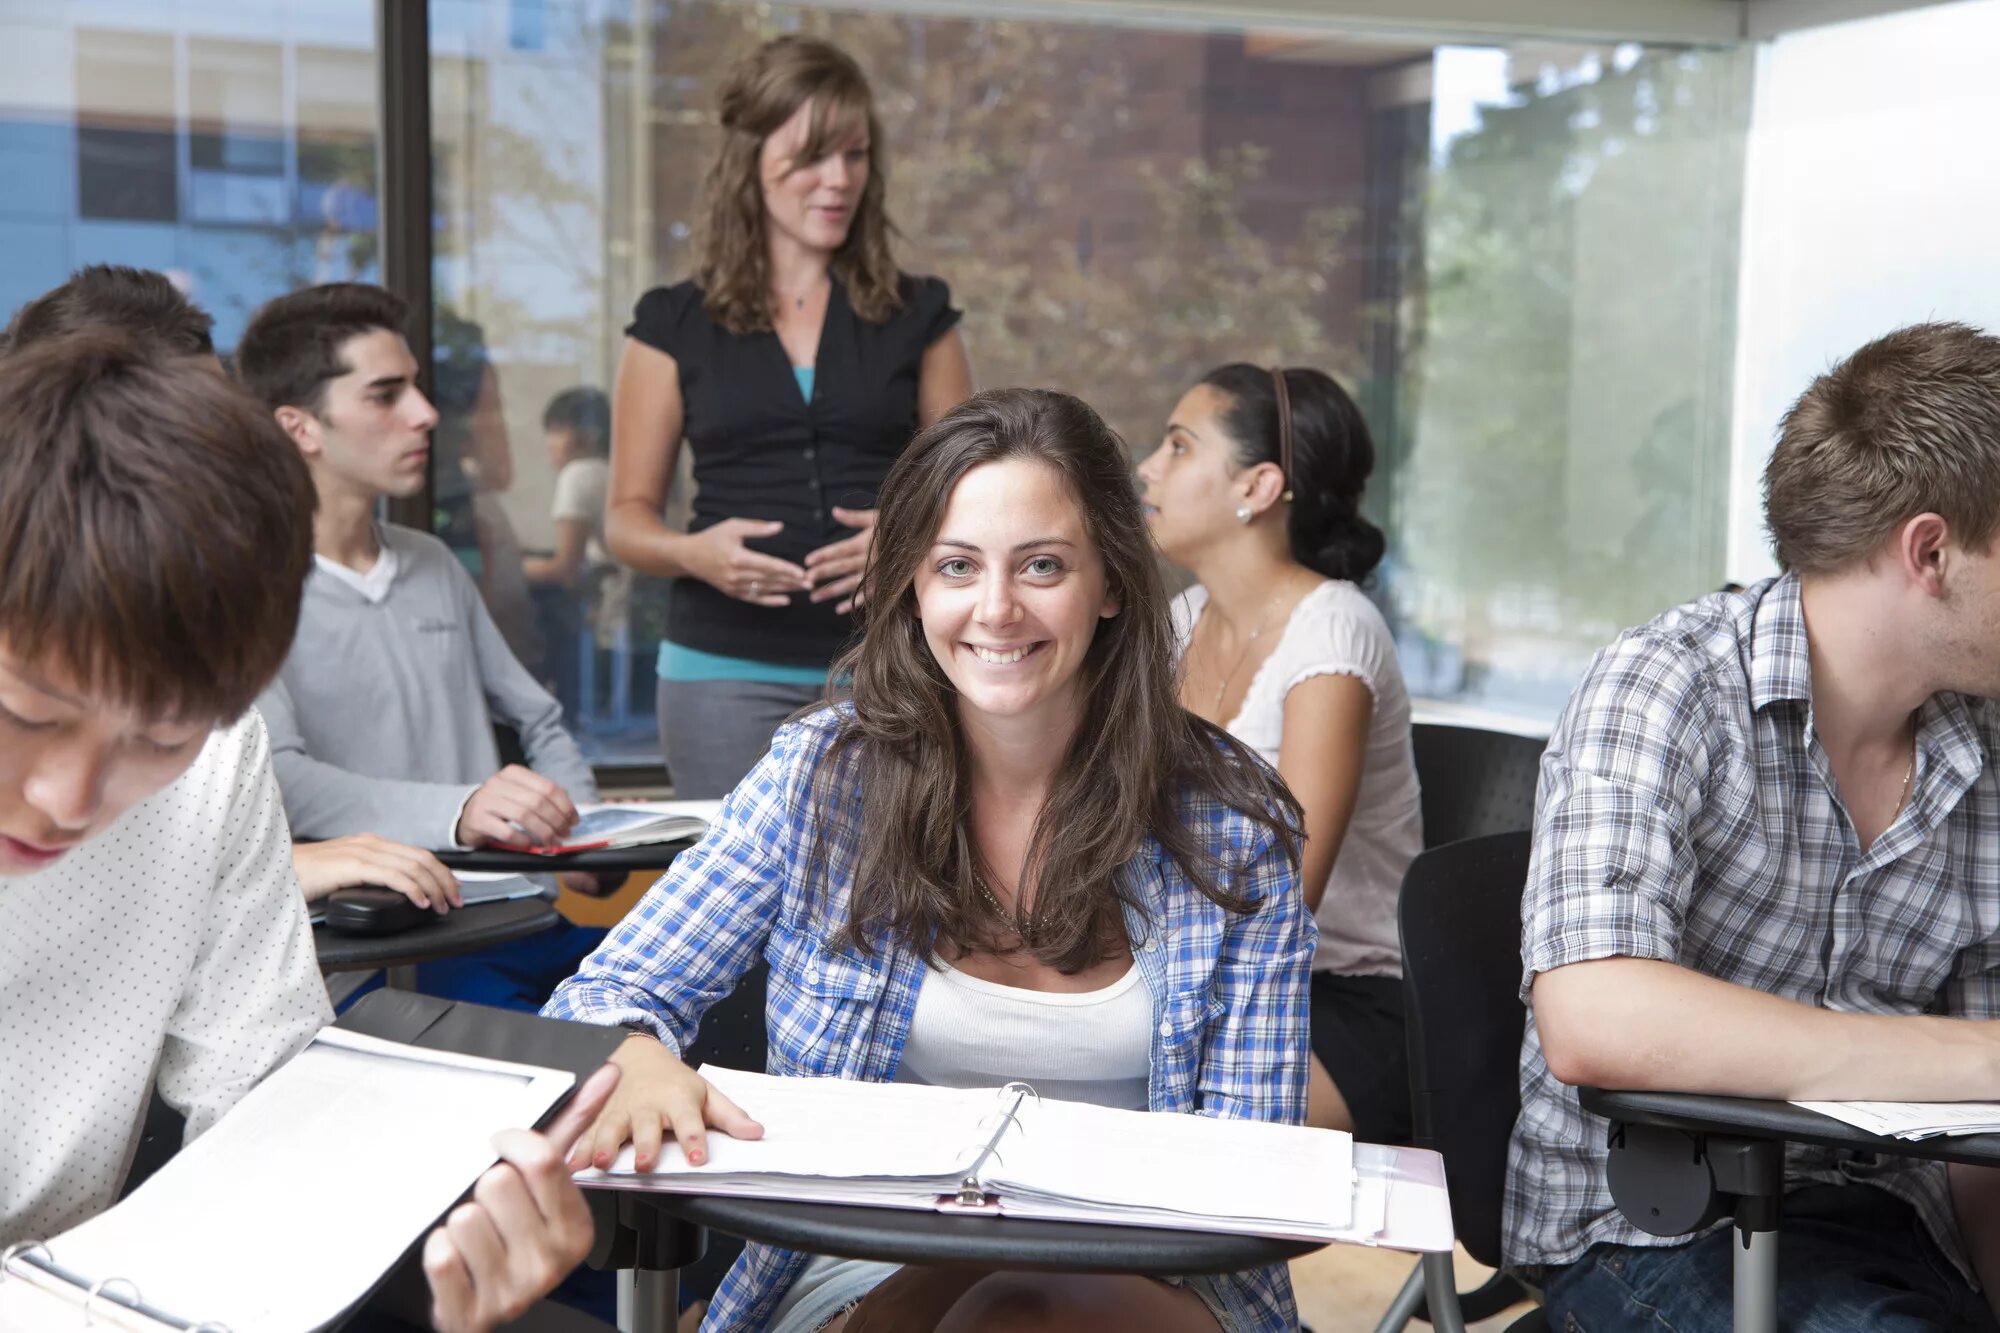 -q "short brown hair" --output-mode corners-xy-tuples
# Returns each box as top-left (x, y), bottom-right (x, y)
(237, 282), (409, 414)
(1765, 321), (2000, 574)
(696, 36), (903, 334)
(0, 330), (314, 722)
(4, 264), (215, 357)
